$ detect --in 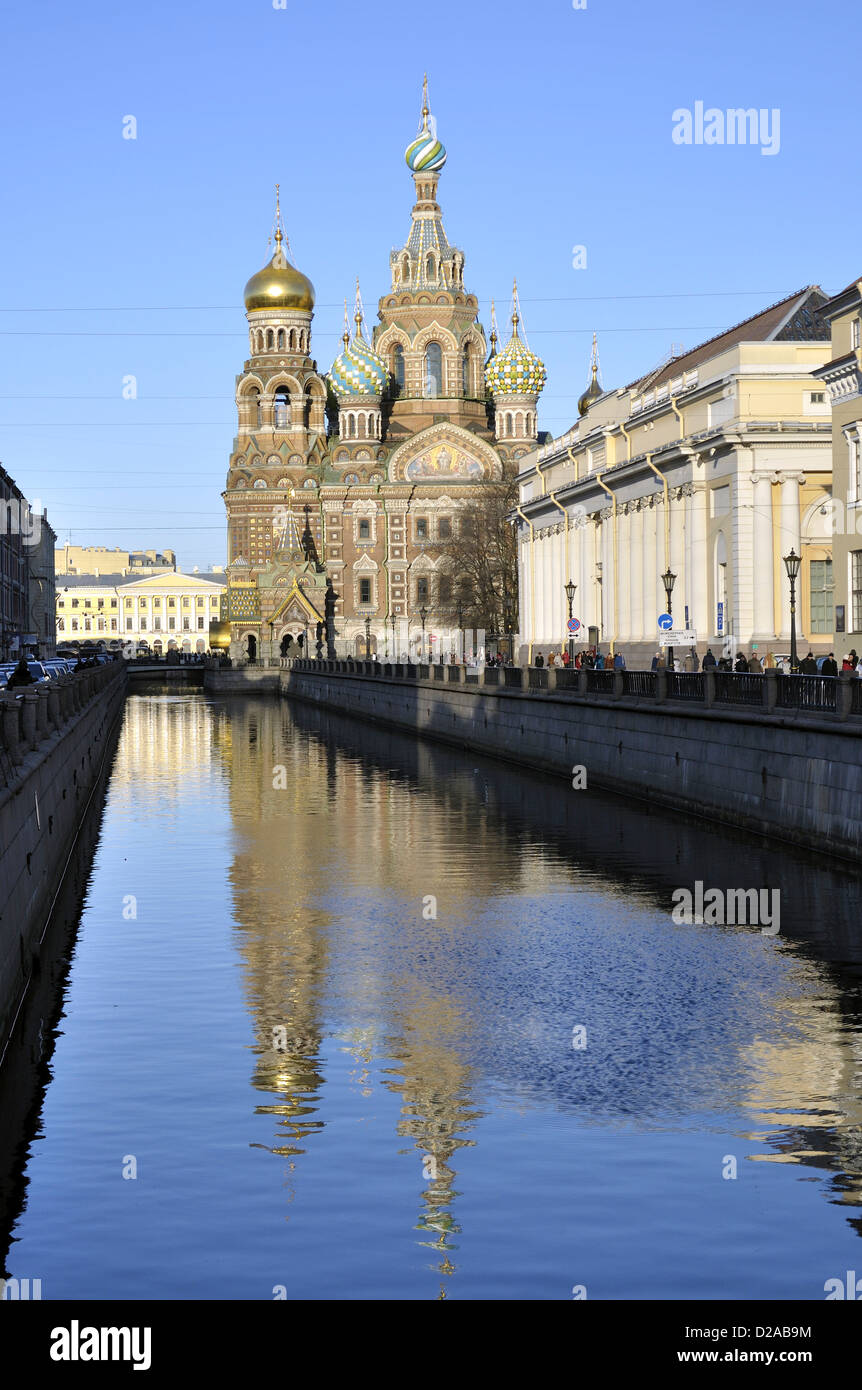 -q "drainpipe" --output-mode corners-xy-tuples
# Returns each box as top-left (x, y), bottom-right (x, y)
(539, 459), (570, 655)
(515, 498), (536, 665)
(594, 469), (617, 656)
(644, 453), (670, 568)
